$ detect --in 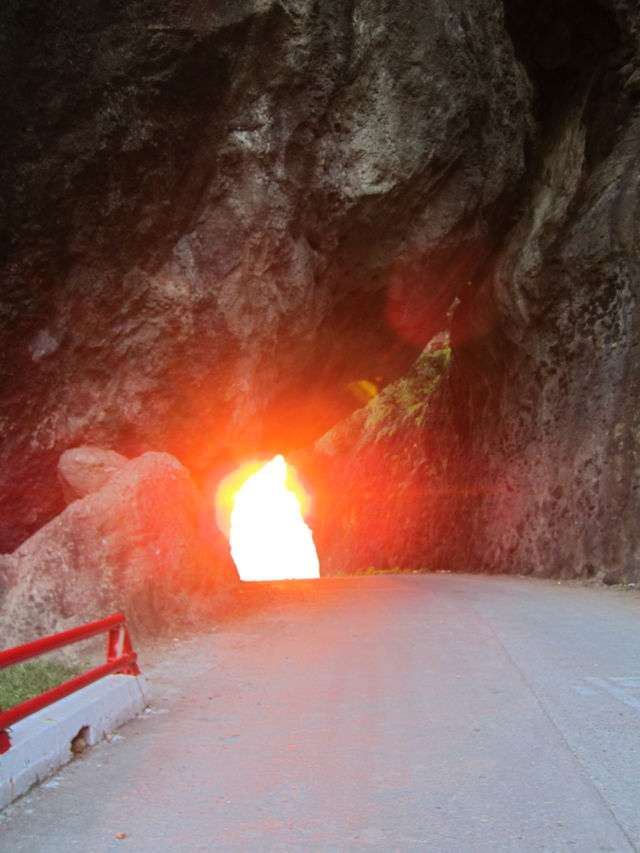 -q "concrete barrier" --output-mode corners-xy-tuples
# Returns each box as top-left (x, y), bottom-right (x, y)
(0, 673), (147, 810)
